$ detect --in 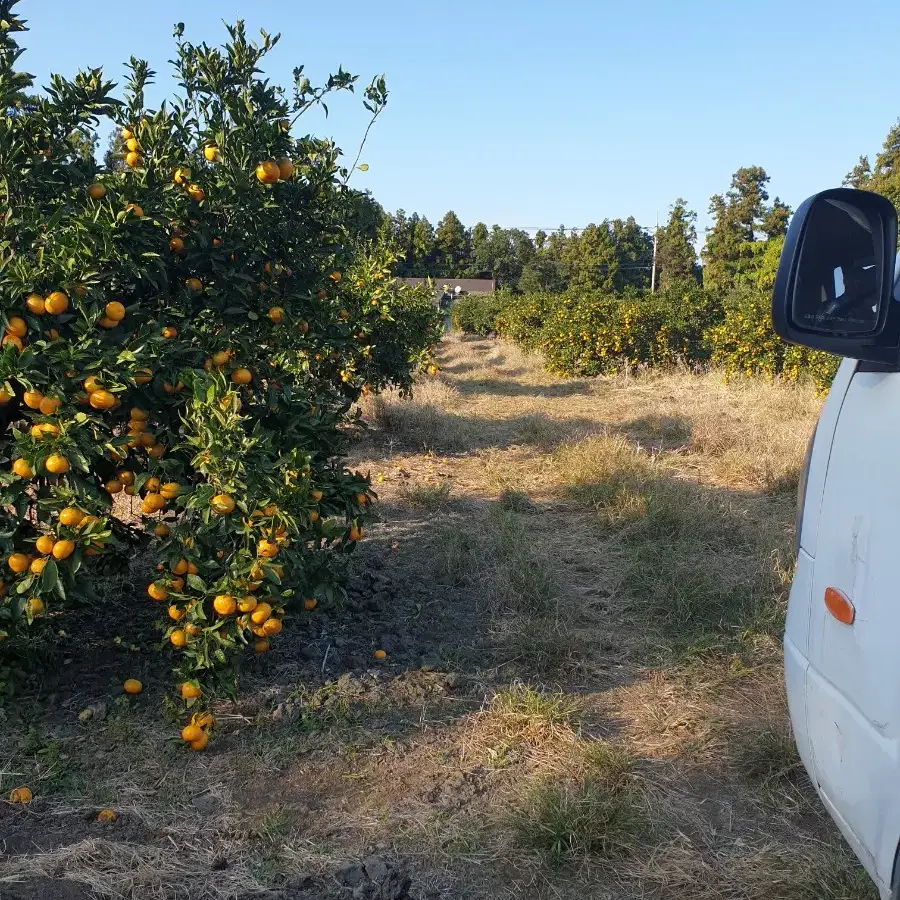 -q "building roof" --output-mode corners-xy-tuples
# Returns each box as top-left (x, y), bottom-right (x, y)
(397, 277), (495, 294)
